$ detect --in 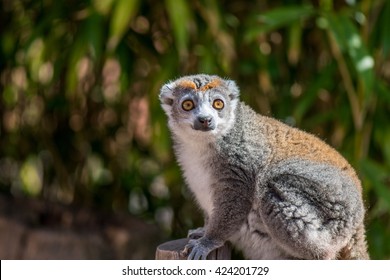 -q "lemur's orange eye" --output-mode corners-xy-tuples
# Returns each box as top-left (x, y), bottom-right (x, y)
(182, 100), (195, 111)
(212, 99), (224, 110)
